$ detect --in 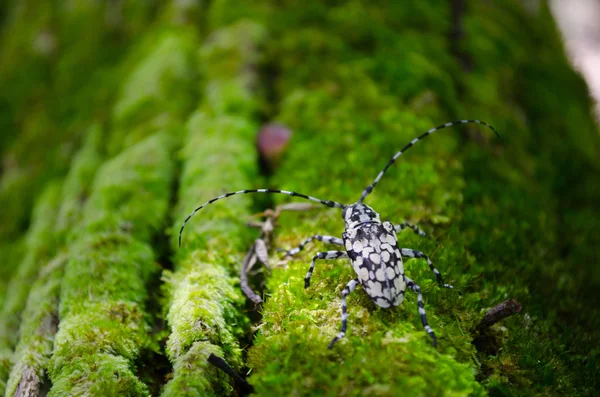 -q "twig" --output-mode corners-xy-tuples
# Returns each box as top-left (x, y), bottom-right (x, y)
(477, 298), (522, 330)
(207, 353), (254, 396)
